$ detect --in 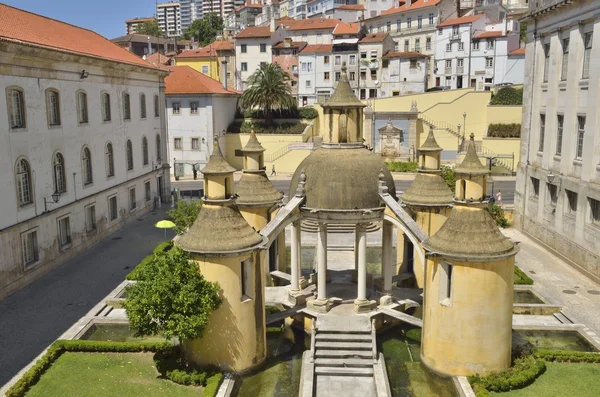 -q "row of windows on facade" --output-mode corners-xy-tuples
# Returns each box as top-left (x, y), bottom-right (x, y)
(538, 114), (588, 160)
(172, 137), (206, 150)
(529, 176), (600, 225)
(20, 182), (152, 268)
(7, 88), (160, 130)
(542, 31), (593, 82)
(368, 13), (437, 34)
(14, 135), (162, 208)
(444, 39), (495, 52)
(444, 57), (494, 71)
